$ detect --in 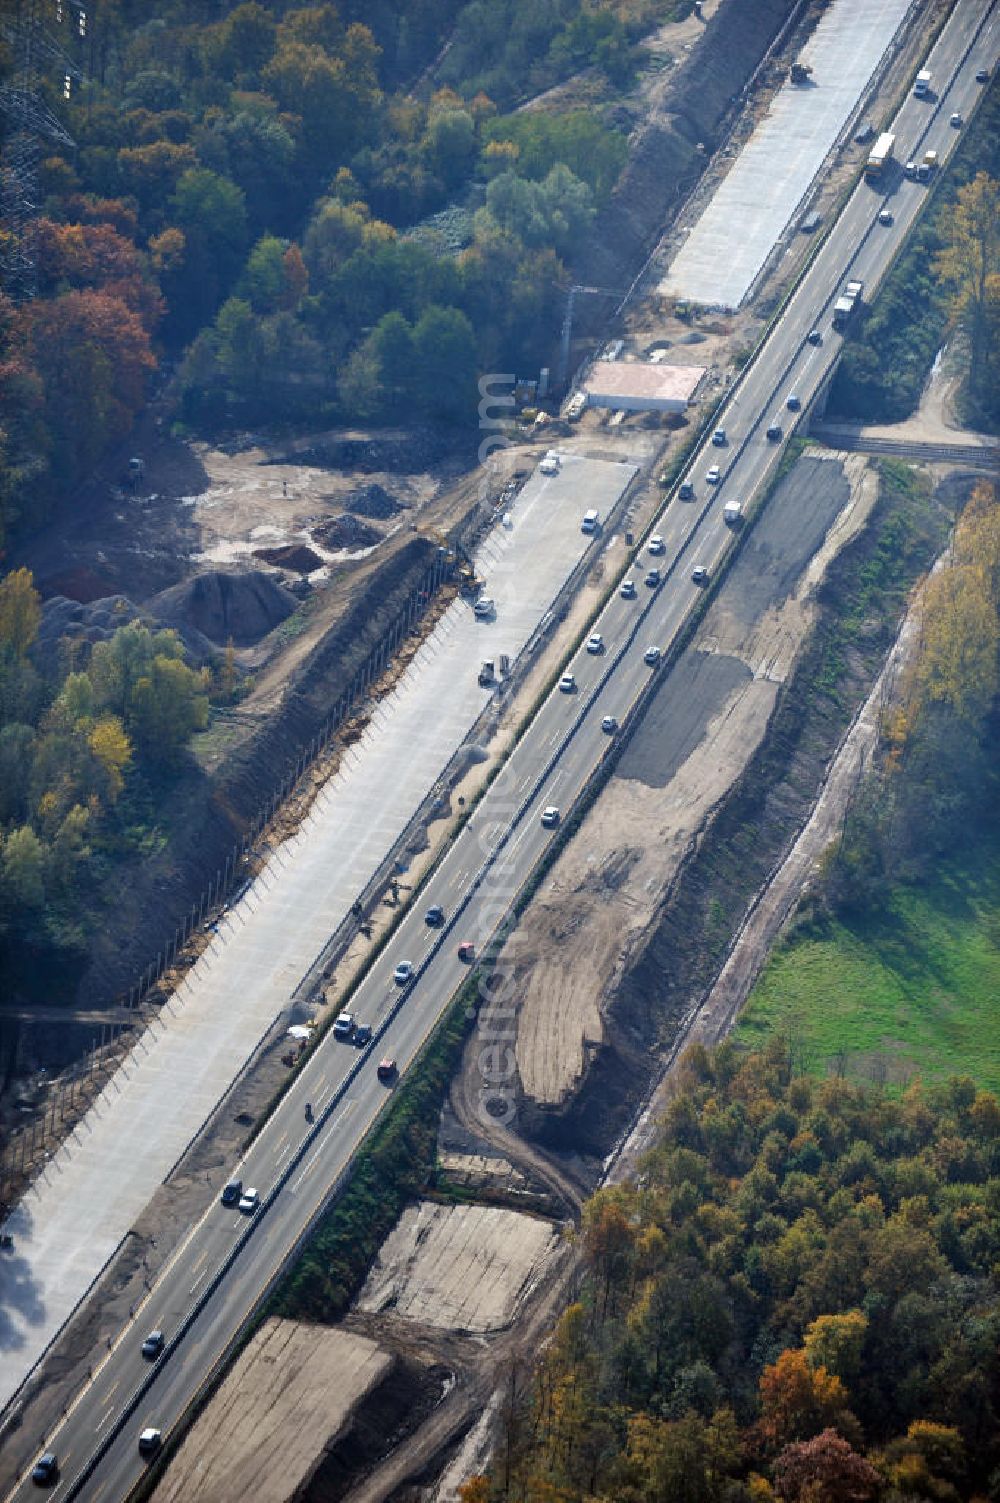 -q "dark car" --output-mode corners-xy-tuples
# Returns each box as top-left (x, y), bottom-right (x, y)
(678, 480), (694, 500)
(766, 423), (783, 442)
(457, 942), (476, 962)
(807, 329), (822, 346)
(138, 1428), (162, 1457)
(376, 1057), (398, 1083)
(221, 1178), (242, 1207)
(424, 904), (445, 927)
(31, 1454), (58, 1487)
(354, 1023), (372, 1047)
(141, 1330), (165, 1361)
